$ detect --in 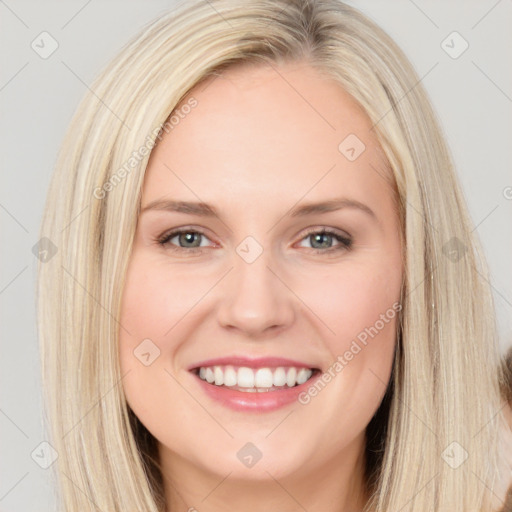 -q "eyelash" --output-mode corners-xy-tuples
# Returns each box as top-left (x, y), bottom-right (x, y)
(156, 227), (352, 255)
